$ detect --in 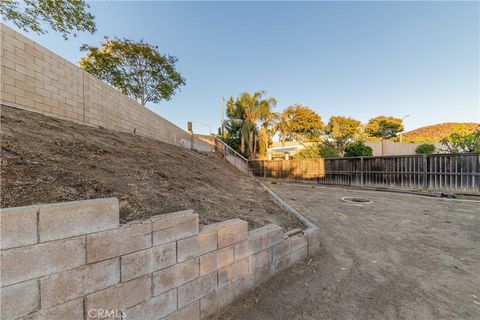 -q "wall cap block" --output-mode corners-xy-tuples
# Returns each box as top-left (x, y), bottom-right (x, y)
(39, 197), (119, 242)
(0, 204), (38, 250)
